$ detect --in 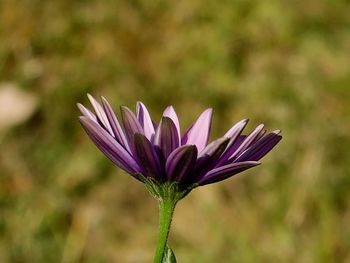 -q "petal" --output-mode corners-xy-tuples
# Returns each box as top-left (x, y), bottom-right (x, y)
(224, 119), (249, 138)
(101, 97), (131, 153)
(253, 129), (267, 144)
(229, 124), (265, 159)
(120, 106), (144, 148)
(198, 137), (229, 158)
(181, 123), (194, 145)
(216, 135), (246, 166)
(187, 137), (229, 184)
(136, 101), (155, 140)
(163, 106), (181, 142)
(184, 108), (213, 152)
(219, 119), (249, 159)
(165, 145), (198, 182)
(87, 94), (114, 136)
(198, 161), (260, 186)
(79, 116), (141, 175)
(215, 119), (248, 166)
(235, 133), (282, 162)
(154, 117), (180, 159)
(133, 133), (162, 180)
(77, 103), (97, 122)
